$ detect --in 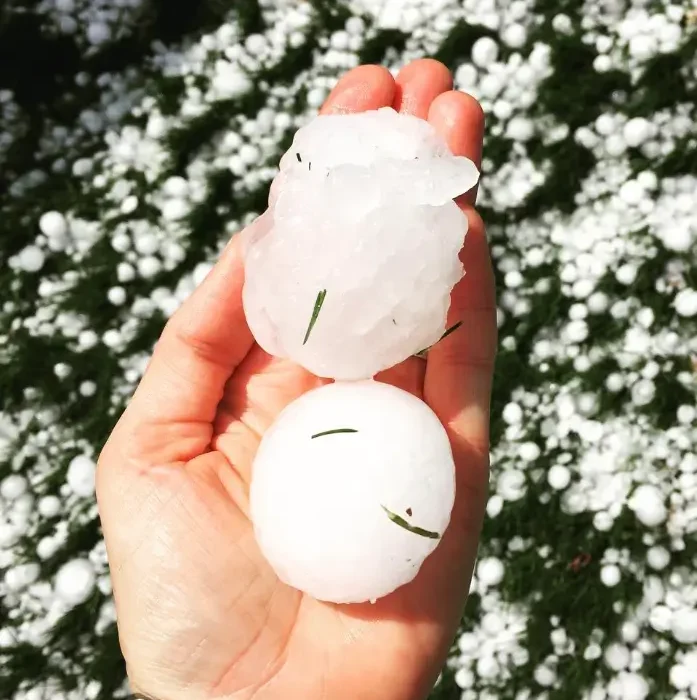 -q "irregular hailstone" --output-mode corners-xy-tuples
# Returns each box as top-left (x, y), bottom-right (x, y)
(243, 107), (479, 380)
(250, 380), (455, 603)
